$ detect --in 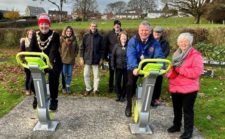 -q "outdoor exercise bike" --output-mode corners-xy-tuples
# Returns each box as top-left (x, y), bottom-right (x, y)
(16, 52), (59, 131)
(129, 59), (171, 134)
